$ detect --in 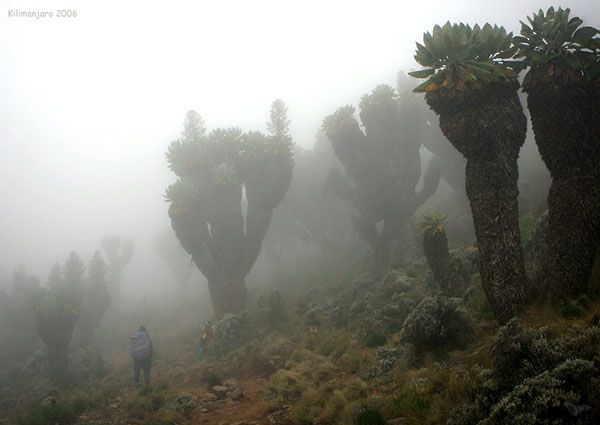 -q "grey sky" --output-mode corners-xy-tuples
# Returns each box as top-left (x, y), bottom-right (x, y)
(0, 0), (598, 297)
